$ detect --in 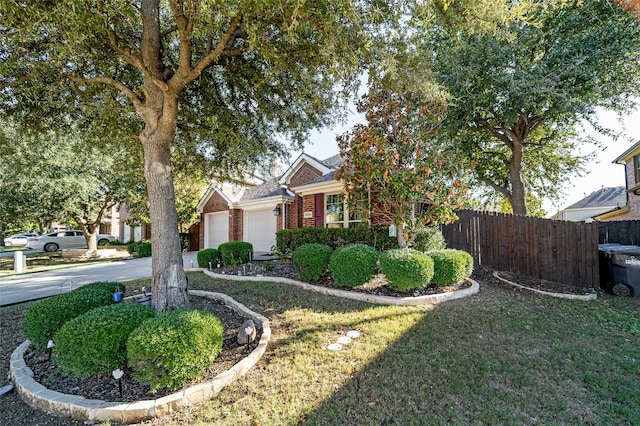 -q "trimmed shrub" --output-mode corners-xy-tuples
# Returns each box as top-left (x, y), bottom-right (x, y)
(136, 241), (152, 257)
(219, 241), (253, 266)
(430, 249), (474, 287)
(127, 309), (224, 393)
(380, 249), (434, 291)
(292, 243), (333, 281)
(276, 224), (398, 253)
(23, 288), (115, 351)
(197, 248), (221, 268)
(72, 281), (125, 295)
(53, 303), (156, 377)
(127, 239), (152, 257)
(329, 243), (379, 287)
(411, 227), (446, 252)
